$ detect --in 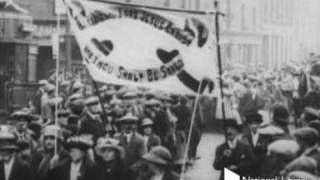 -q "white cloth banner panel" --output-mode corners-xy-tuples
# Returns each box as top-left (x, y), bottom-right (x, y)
(65, 0), (218, 95)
